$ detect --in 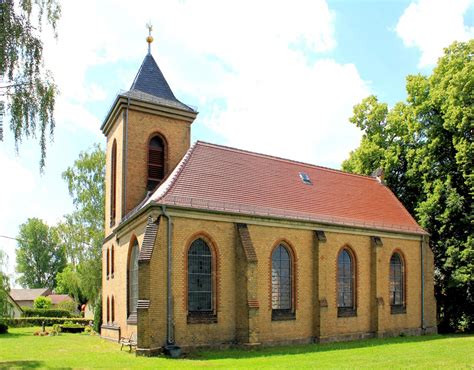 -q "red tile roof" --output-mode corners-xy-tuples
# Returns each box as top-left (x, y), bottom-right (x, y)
(48, 294), (73, 305)
(148, 141), (426, 235)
